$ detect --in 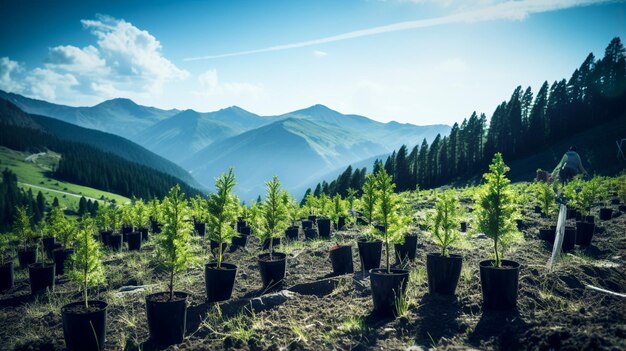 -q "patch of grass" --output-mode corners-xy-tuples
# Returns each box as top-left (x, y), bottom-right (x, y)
(289, 319), (309, 343)
(339, 315), (365, 334)
(394, 287), (410, 317)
